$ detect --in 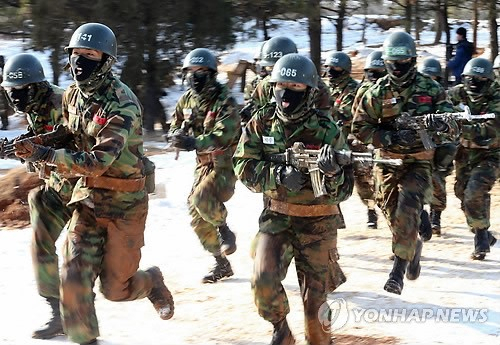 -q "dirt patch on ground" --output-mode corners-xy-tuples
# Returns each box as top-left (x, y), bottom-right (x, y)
(333, 334), (400, 345)
(0, 166), (43, 229)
